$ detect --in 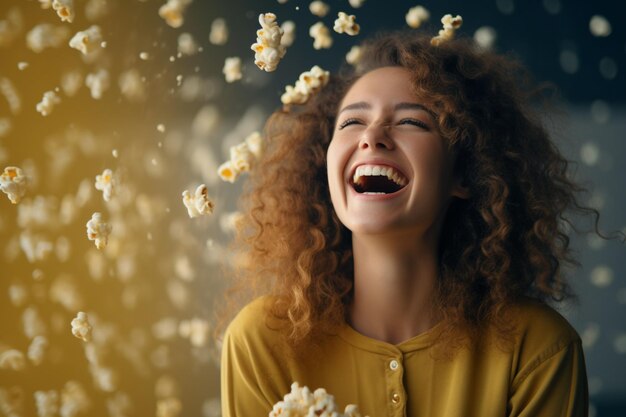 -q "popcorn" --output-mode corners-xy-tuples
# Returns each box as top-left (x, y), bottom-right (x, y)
(229, 142), (254, 172)
(0, 387), (24, 417)
(251, 13), (287, 72)
(281, 65), (330, 105)
(20, 231), (54, 263)
(0, 7), (23, 48)
(0, 78), (21, 114)
(71, 311), (92, 342)
(61, 70), (83, 96)
(23, 306), (47, 339)
(95, 168), (116, 201)
(52, 0), (75, 23)
(60, 381), (91, 417)
(178, 318), (210, 347)
(156, 398), (182, 417)
(159, 0), (192, 29)
(85, 69), (110, 99)
(223, 57), (242, 83)
(86, 212), (112, 249)
(406, 5), (430, 28)
(209, 18), (228, 45)
(219, 211), (244, 234)
(244, 131), (264, 158)
(217, 160), (239, 183)
(26, 23), (70, 53)
(474, 26), (496, 49)
(346, 45), (362, 65)
(40, 0), (53, 8)
(431, 14), (463, 46)
(270, 382), (367, 417)
(34, 390), (59, 417)
(218, 131), (265, 182)
(85, 0), (110, 21)
(348, 0), (365, 7)
(36, 91), (61, 117)
(181, 184), (214, 218)
(69, 25), (103, 55)
(0, 349), (26, 371)
(309, 1), (329, 17)
(177, 32), (199, 55)
(1, 166), (27, 204)
(118, 69), (146, 102)
(280, 20), (296, 47)
(27, 336), (48, 366)
(334, 12), (360, 35)
(309, 22), (333, 49)
(8, 284), (28, 307)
